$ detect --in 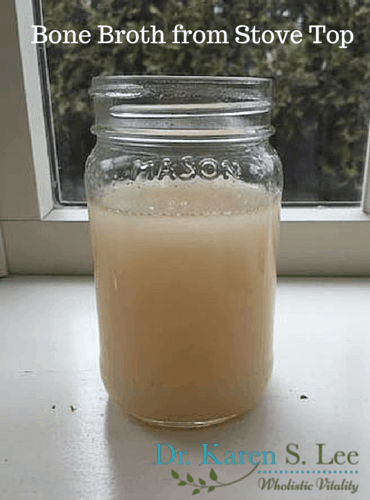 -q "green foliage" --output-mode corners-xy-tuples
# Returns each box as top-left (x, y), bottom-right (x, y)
(42, 0), (370, 201)
(209, 468), (218, 481)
